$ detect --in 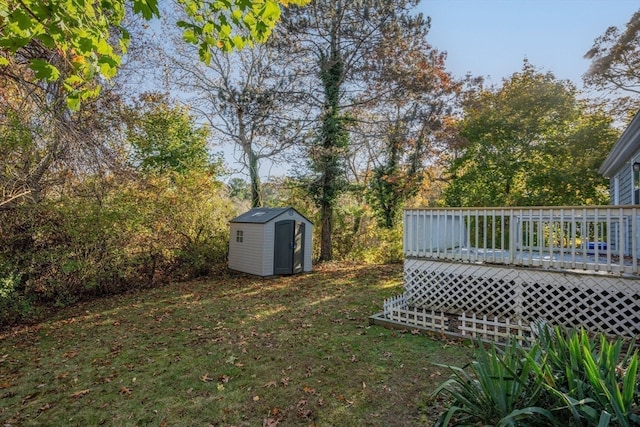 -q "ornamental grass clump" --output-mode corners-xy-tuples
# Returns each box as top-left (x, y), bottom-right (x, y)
(432, 339), (555, 426)
(433, 326), (640, 426)
(531, 326), (640, 426)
